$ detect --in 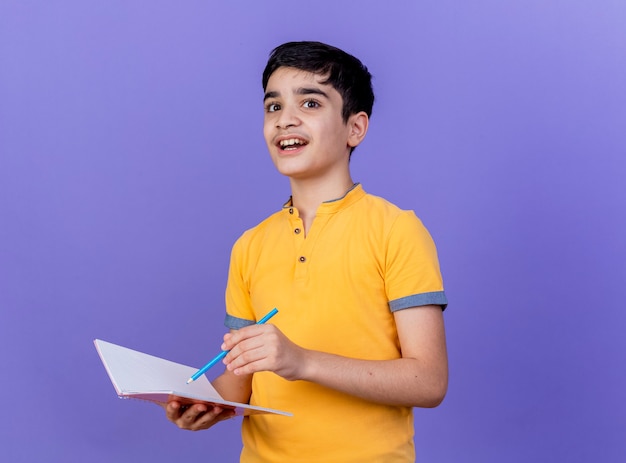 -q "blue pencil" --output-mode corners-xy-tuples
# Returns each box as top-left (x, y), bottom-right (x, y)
(186, 308), (279, 384)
